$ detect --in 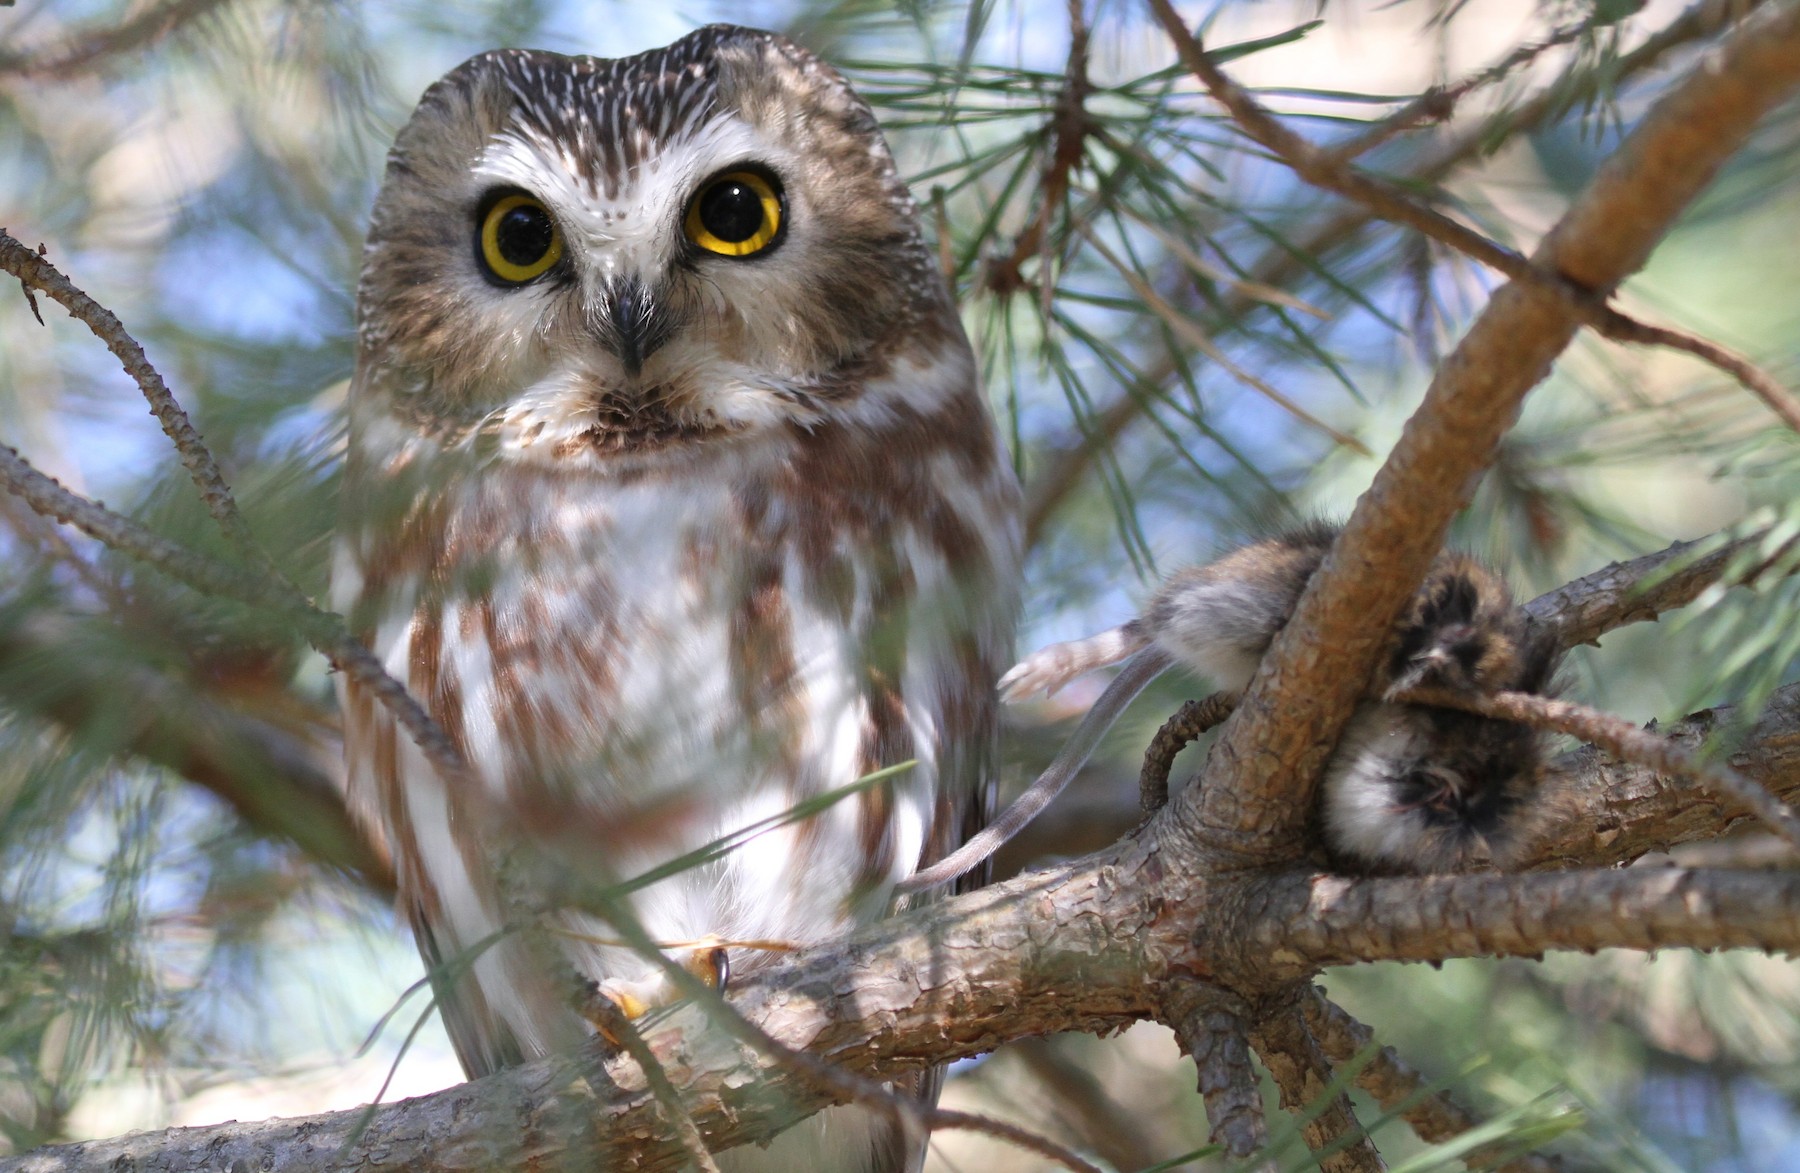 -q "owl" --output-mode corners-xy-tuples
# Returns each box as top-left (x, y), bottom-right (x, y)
(332, 25), (1020, 1172)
